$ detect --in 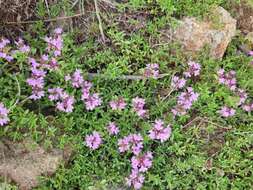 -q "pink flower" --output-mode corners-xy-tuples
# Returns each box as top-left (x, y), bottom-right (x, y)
(64, 74), (71, 81)
(171, 76), (186, 90)
(44, 28), (63, 57)
(242, 103), (253, 112)
(71, 69), (84, 88)
(132, 97), (147, 118)
(54, 27), (63, 35)
(48, 87), (63, 101)
(48, 58), (59, 70)
(107, 122), (119, 135)
(217, 69), (237, 91)
(219, 106), (236, 117)
(0, 103), (9, 126)
(84, 93), (102, 110)
(149, 119), (172, 142)
(177, 87), (199, 110)
(236, 89), (247, 106)
(118, 137), (130, 153)
(85, 131), (102, 150)
(0, 38), (10, 49)
(126, 170), (145, 190)
(15, 38), (30, 53)
(248, 51), (253, 56)
(144, 64), (159, 79)
(131, 151), (153, 172)
(56, 94), (75, 113)
(109, 97), (127, 110)
(81, 81), (93, 100)
(118, 134), (143, 155)
(184, 61), (201, 78)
